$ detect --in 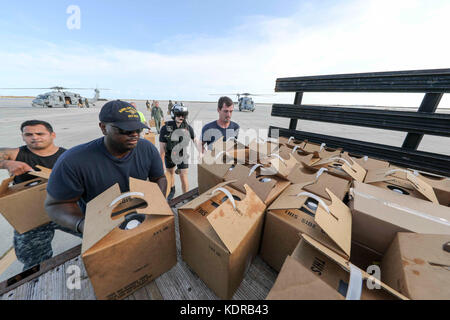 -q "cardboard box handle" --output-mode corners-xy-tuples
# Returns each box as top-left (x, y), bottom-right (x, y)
(384, 168), (418, 177)
(248, 164), (263, 177)
(346, 264), (363, 300)
(319, 143), (326, 152)
(109, 192), (145, 208)
(296, 192), (330, 214)
(315, 167), (328, 179)
(288, 136), (294, 143)
(268, 154), (287, 165)
(211, 187), (237, 210)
